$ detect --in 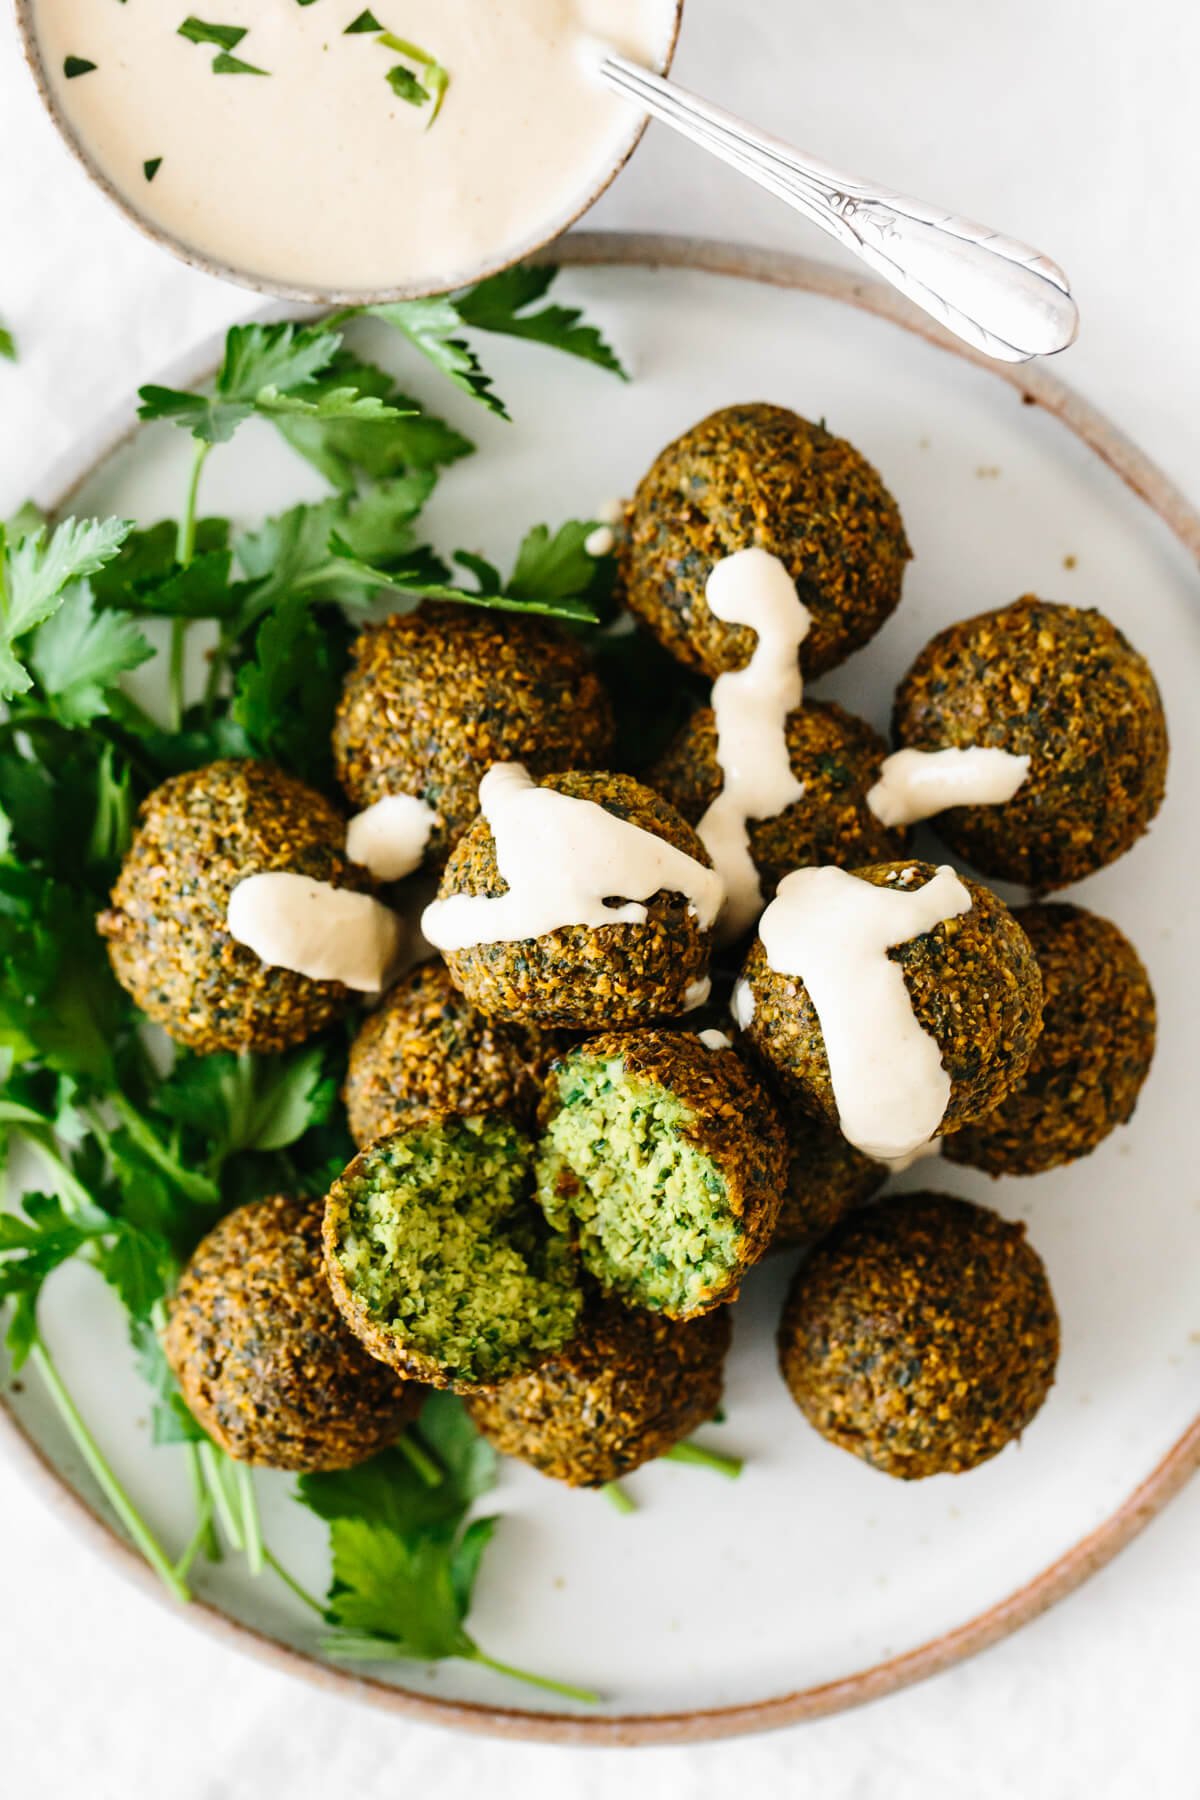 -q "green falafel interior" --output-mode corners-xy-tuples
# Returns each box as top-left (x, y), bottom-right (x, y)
(325, 1115), (583, 1388)
(536, 1053), (747, 1318)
